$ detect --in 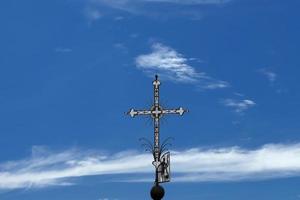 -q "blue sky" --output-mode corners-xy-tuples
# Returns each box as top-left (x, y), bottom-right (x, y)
(1, 0), (300, 199)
